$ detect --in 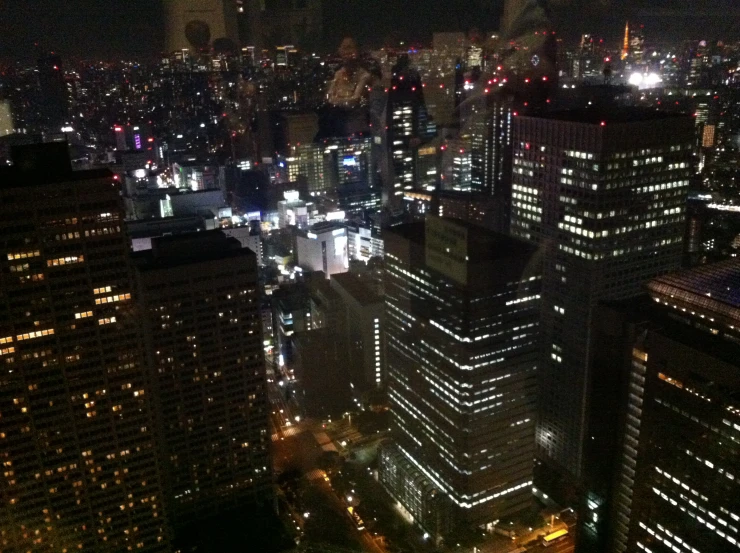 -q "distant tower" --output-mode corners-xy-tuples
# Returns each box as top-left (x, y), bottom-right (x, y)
(621, 21), (630, 60)
(164, 0), (239, 53)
